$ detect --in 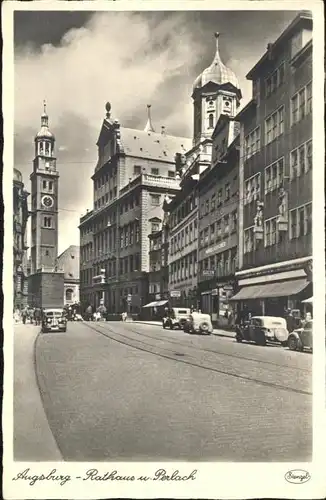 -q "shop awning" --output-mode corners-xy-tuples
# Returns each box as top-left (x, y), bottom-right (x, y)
(230, 279), (310, 301)
(302, 296), (313, 303)
(142, 300), (168, 308)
